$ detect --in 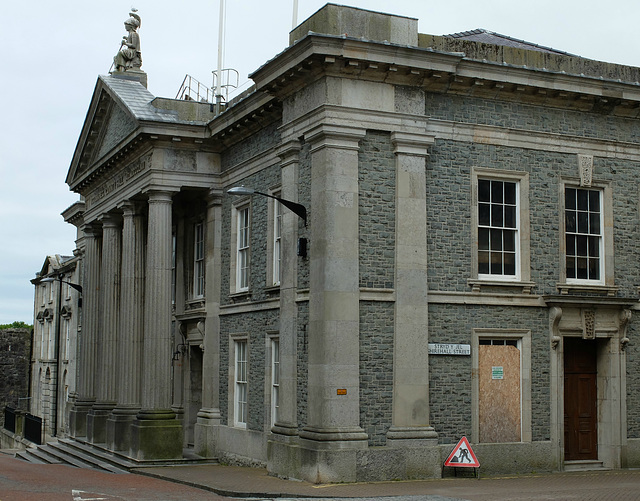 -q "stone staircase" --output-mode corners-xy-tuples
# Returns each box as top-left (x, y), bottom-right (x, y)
(15, 438), (217, 473)
(564, 460), (609, 472)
